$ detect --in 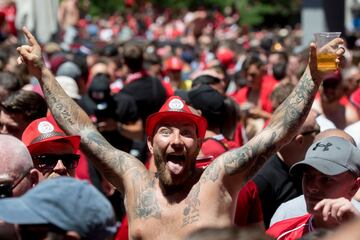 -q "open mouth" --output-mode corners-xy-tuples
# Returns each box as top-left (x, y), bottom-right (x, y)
(166, 154), (186, 175)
